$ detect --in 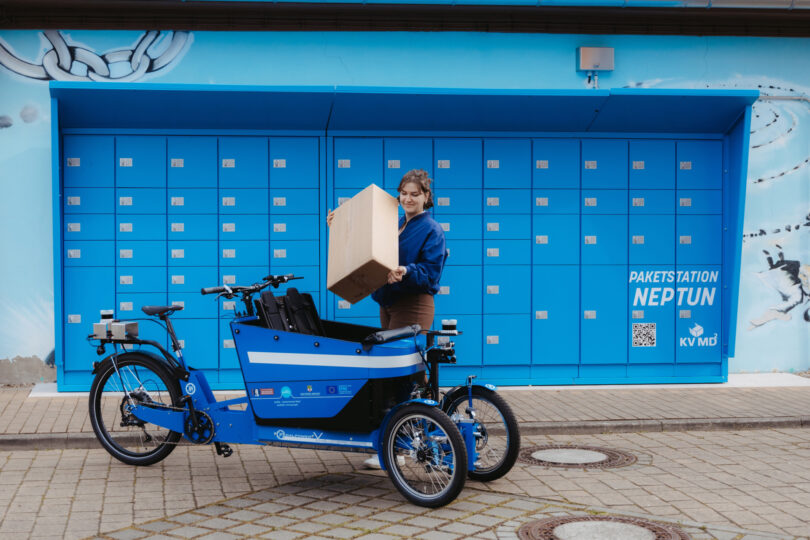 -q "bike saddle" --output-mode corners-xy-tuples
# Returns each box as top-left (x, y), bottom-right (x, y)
(362, 324), (421, 351)
(141, 305), (183, 317)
